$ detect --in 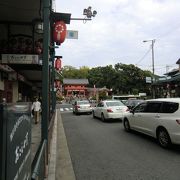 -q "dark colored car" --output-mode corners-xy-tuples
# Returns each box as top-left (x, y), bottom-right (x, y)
(125, 99), (145, 110)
